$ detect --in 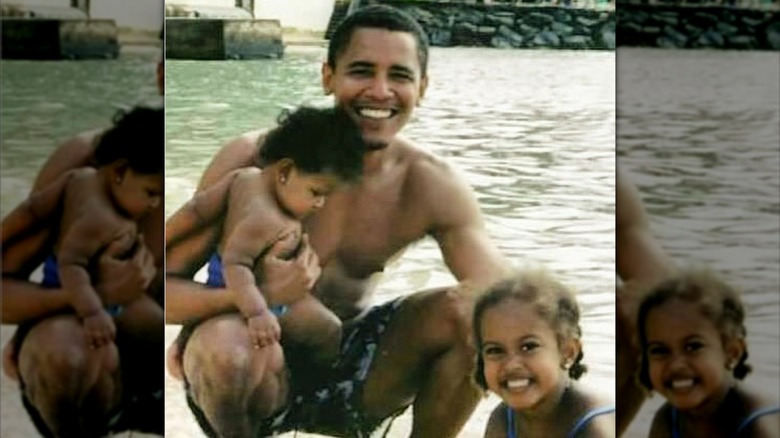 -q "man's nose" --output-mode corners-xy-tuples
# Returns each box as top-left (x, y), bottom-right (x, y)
(367, 75), (392, 99)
